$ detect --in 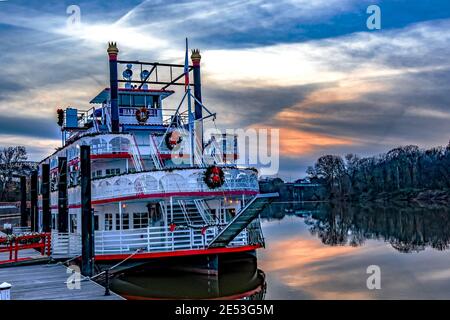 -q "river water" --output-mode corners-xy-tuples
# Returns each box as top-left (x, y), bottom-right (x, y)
(112, 202), (450, 300)
(259, 202), (450, 299)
